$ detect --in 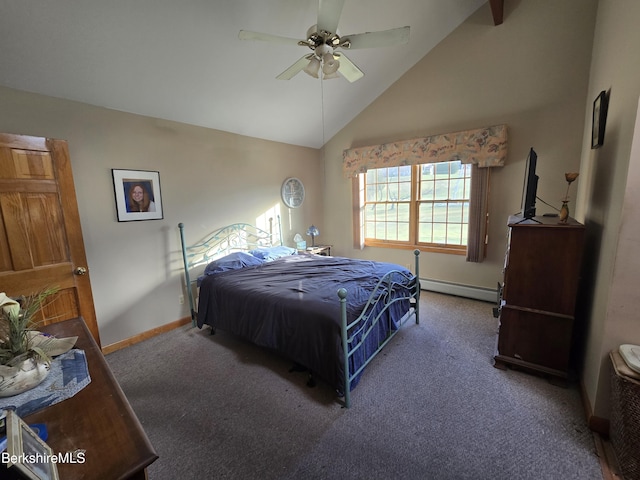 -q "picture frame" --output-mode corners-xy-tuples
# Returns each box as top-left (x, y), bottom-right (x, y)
(112, 169), (164, 222)
(3, 409), (59, 480)
(591, 90), (608, 149)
